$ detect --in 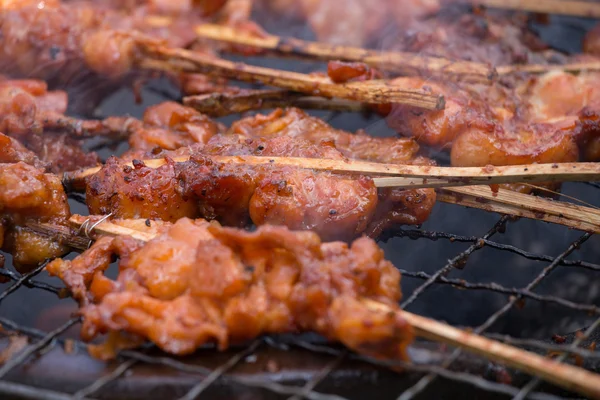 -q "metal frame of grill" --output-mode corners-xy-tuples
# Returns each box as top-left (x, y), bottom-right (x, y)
(0, 11), (599, 400)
